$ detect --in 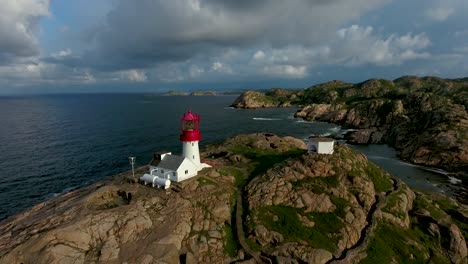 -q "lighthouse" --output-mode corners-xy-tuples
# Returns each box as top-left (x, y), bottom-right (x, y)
(140, 109), (210, 186)
(180, 110), (201, 167)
